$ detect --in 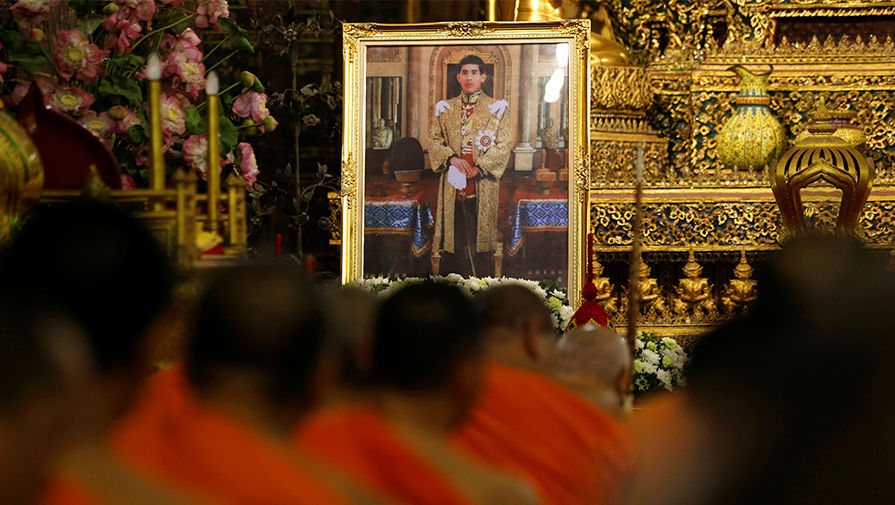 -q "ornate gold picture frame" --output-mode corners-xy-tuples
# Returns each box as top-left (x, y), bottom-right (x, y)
(341, 20), (591, 307)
